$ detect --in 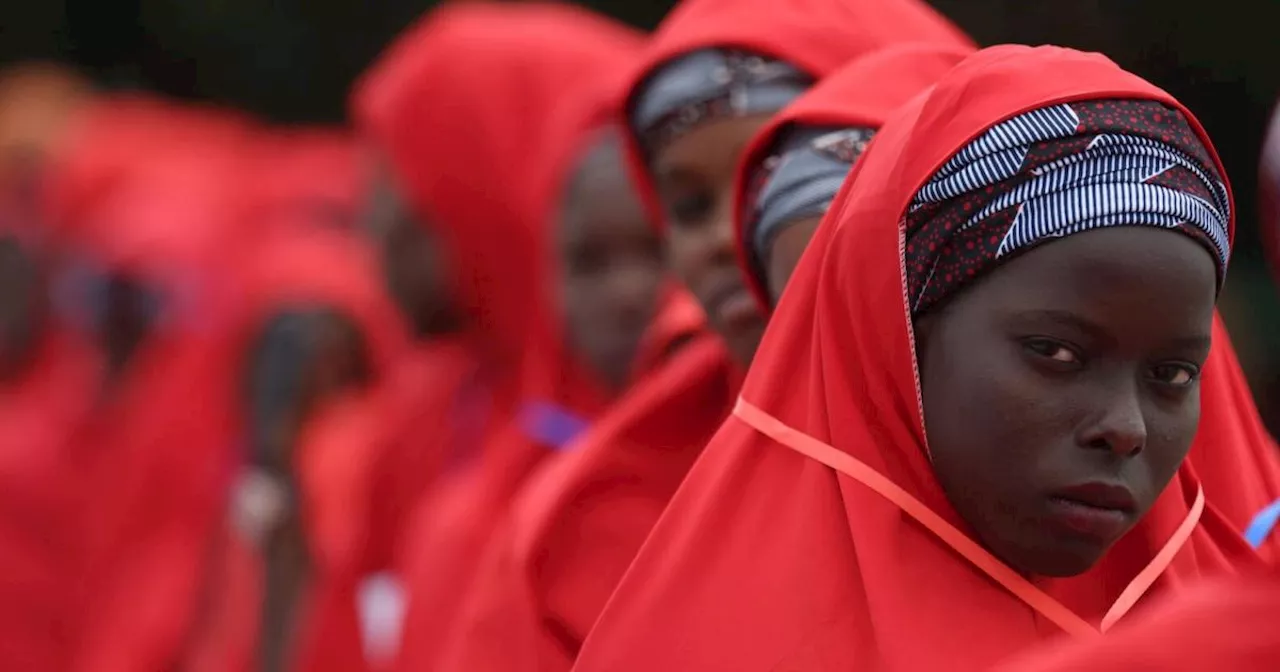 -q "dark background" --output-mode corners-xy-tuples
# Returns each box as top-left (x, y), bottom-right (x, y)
(4, 0), (1279, 397)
